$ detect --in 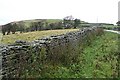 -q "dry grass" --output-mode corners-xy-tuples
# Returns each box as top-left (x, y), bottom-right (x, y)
(1, 29), (79, 44)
